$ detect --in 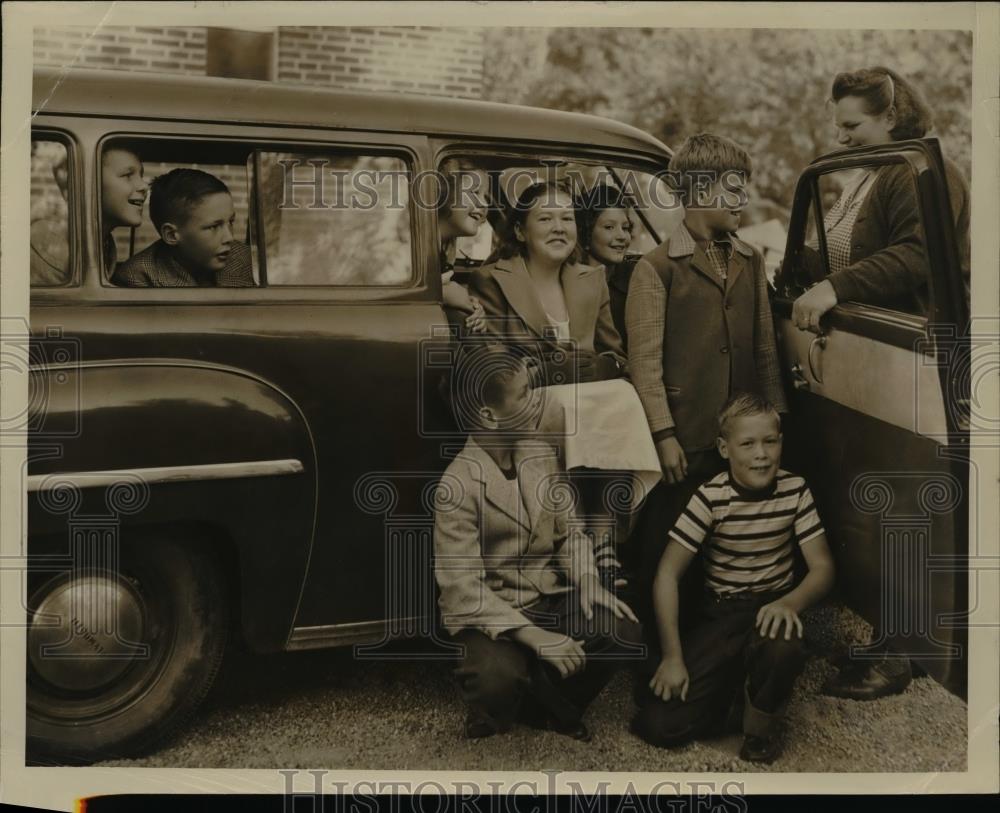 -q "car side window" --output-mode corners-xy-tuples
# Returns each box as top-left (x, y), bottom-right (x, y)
(30, 137), (72, 287)
(431, 156), (681, 270)
(114, 163), (251, 272)
(103, 138), (257, 287)
(255, 152), (411, 286)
